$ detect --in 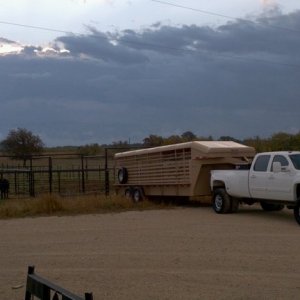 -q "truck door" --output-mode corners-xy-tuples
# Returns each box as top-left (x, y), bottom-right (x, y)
(267, 155), (294, 201)
(249, 154), (271, 199)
